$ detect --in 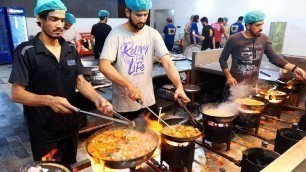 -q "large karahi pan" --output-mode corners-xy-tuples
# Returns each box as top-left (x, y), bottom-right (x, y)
(161, 117), (204, 142)
(199, 104), (238, 123)
(86, 124), (159, 169)
(234, 96), (269, 114)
